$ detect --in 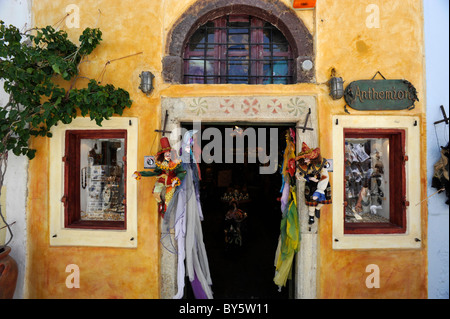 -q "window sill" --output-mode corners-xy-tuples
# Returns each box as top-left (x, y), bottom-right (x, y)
(344, 222), (406, 235)
(65, 220), (126, 230)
